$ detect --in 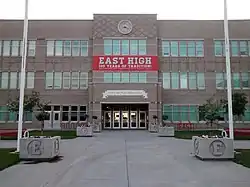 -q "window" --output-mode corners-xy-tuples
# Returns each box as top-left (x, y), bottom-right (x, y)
(80, 40), (88, 56)
(196, 41), (204, 56)
(180, 106), (189, 121)
(121, 73), (129, 83)
(121, 40), (129, 55)
(171, 72), (179, 89)
(62, 106), (69, 121)
(139, 72), (147, 83)
(231, 41), (239, 56)
(55, 40), (63, 56)
(3, 41), (10, 56)
(189, 72), (196, 89)
(80, 106), (87, 121)
(216, 73), (225, 89)
(28, 40), (36, 56)
(243, 106), (250, 121)
(239, 41), (248, 56)
(71, 106), (78, 121)
(139, 40), (146, 55)
(11, 40), (20, 56)
(197, 73), (205, 89)
(104, 73), (113, 83)
(180, 72), (188, 89)
(130, 73), (139, 83)
(0, 106), (7, 121)
(113, 73), (120, 83)
(162, 40), (170, 56)
(232, 73), (240, 89)
(72, 40), (80, 56)
(242, 72), (249, 88)
(54, 72), (62, 89)
(26, 72), (35, 89)
(104, 72), (147, 83)
(0, 41), (2, 56)
(47, 41), (54, 56)
(63, 72), (70, 89)
(163, 73), (170, 89)
(214, 41), (223, 56)
(104, 40), (112, 55)
(10, 72), (18, 89)
(0, 72), (9, 89)
(187, 41), (195, 57)
(80, 72), (88, 89)
(172, 106), (179, 121)
(45, 72), (53, 89)
(130, 40), (138, 55)
(170, 41), (178, 56)
(112, 40), (120, 55)
(179, 41), (187, 57)
(163, 105), (172, 121)
(64, 41), (71, 56)
(71, 72), (79, 89)
(189, 106), (198, 121)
